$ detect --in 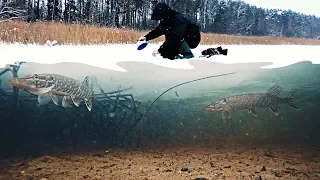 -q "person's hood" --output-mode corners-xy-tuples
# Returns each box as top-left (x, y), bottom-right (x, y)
(151, 3), (174, 21)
